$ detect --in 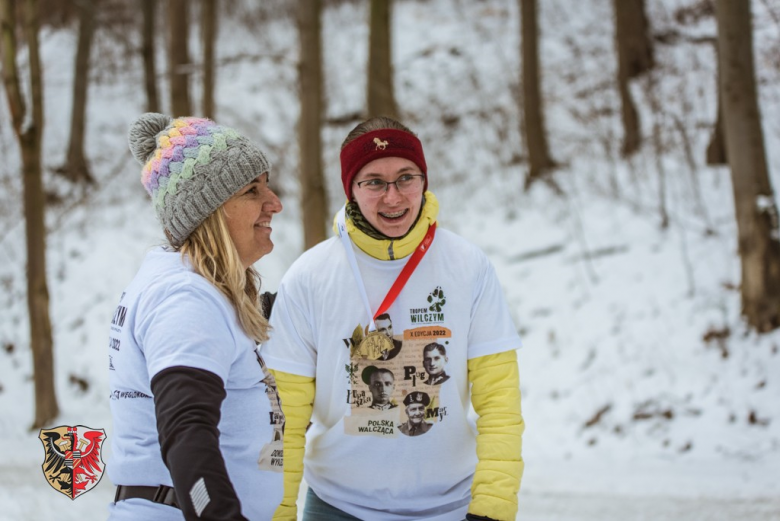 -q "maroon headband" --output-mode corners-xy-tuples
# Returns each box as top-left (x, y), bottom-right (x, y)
(340, 128), (428, 199)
